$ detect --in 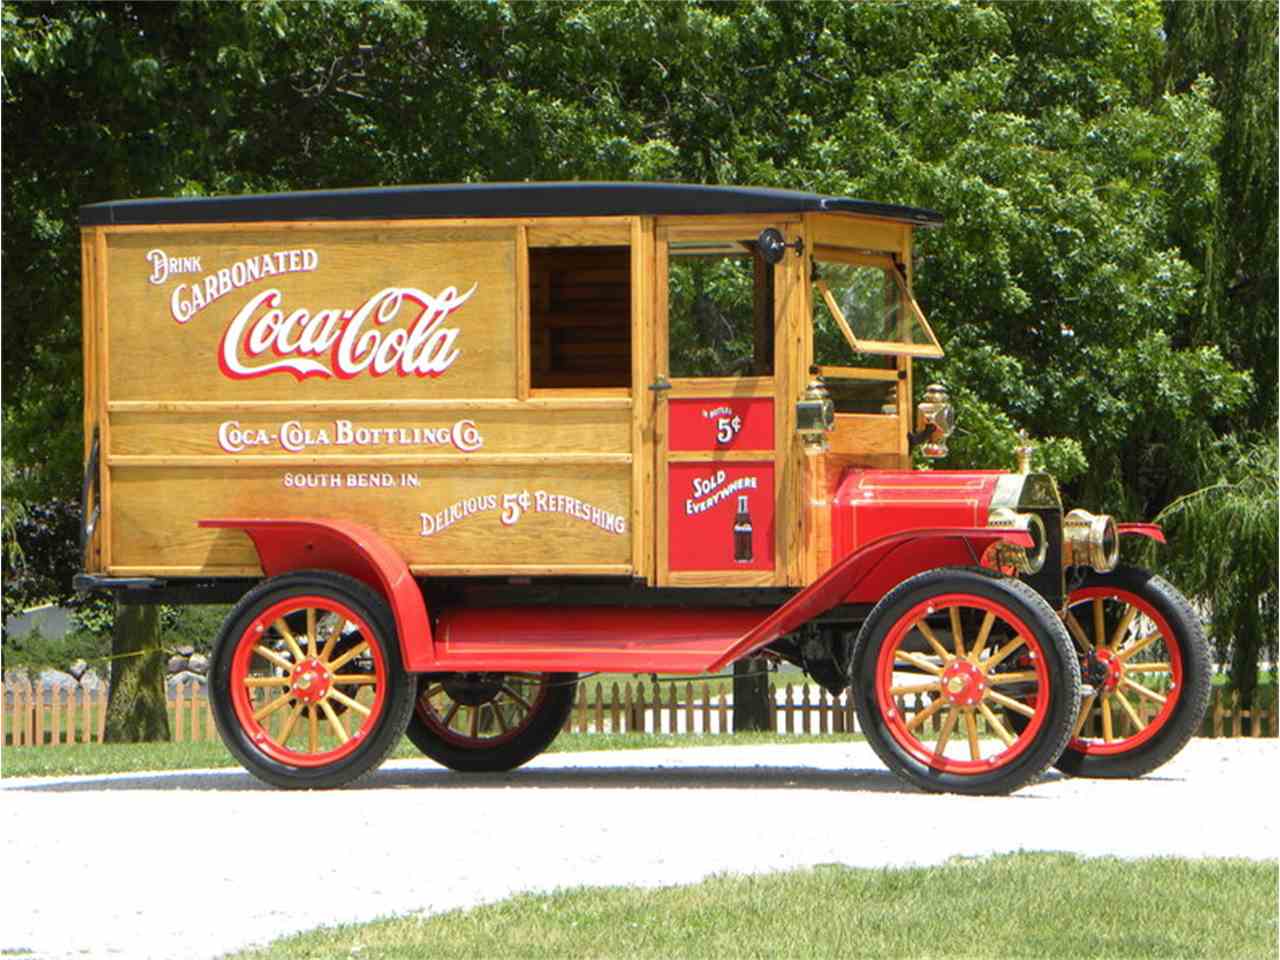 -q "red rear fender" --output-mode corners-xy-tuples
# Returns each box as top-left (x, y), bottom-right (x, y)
(199, 518), (434, 671)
